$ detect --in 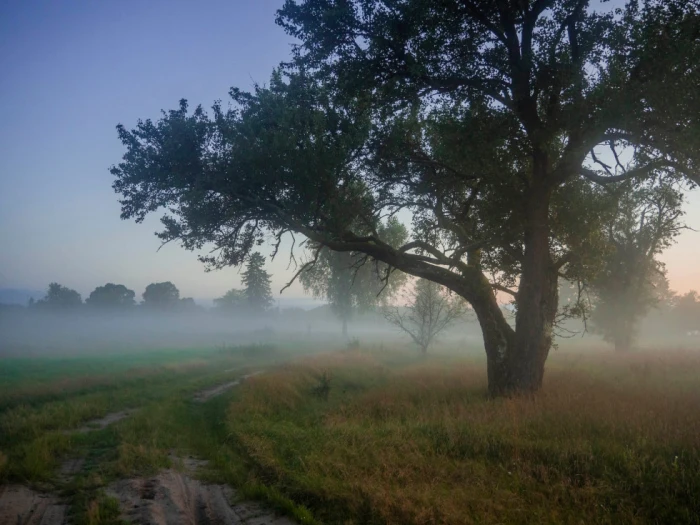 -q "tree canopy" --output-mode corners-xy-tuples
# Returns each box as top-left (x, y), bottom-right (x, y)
(111, 0), (700, 395)
(34, 283), (82, 310)
(142, 282), (180, 310)
(86, 283), (136, 309)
